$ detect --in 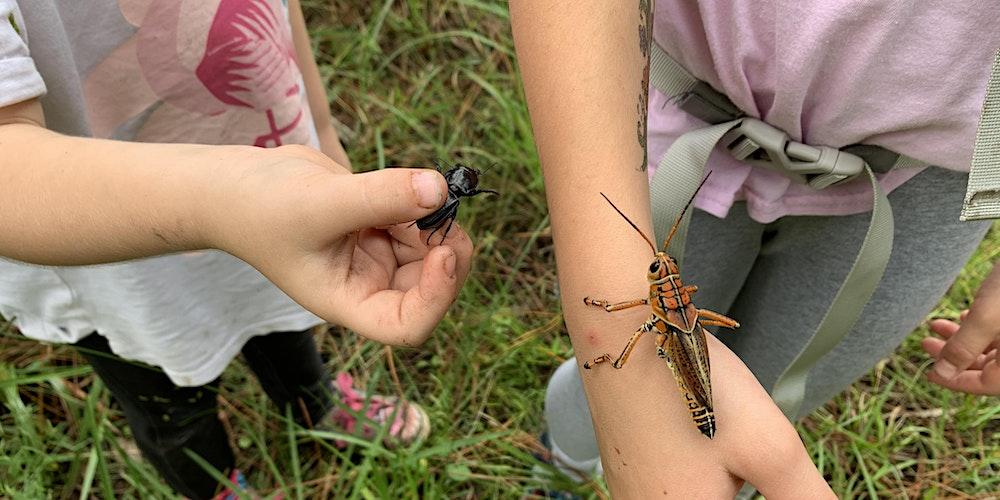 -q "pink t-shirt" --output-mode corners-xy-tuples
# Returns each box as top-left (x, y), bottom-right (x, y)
(647, 0), (1000, 222)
